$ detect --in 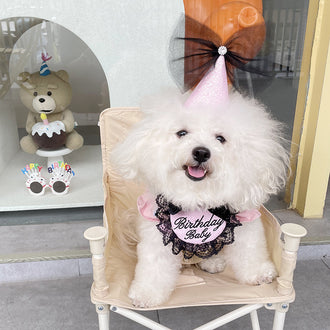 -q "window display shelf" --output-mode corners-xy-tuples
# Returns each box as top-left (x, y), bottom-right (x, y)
(0, 145), (103, 211)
